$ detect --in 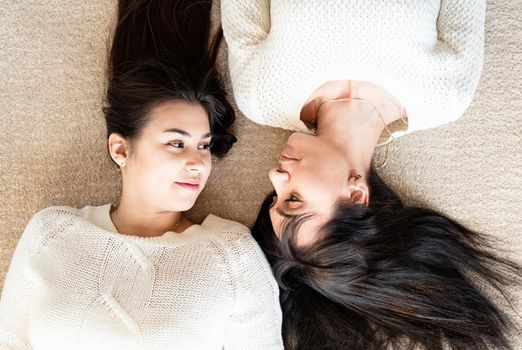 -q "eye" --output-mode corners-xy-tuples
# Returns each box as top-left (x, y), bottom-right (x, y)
(285, 194), (300, 202)
(168, 141), (184, 148)
(198, 143), (211, 150)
